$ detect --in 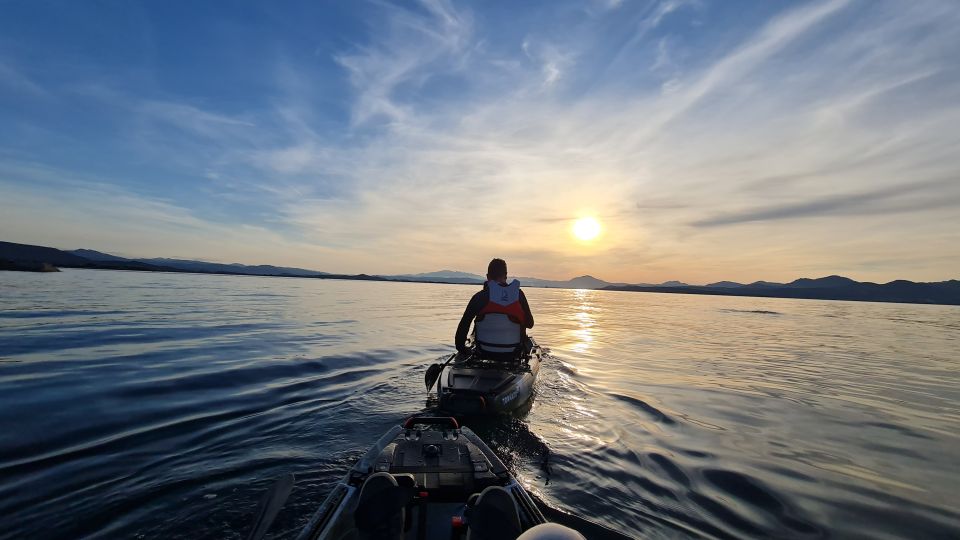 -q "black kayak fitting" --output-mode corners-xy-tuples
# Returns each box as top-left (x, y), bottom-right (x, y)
(437, 337), (544, 415)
